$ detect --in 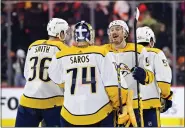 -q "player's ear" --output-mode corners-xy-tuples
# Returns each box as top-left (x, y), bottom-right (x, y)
(107, 28), (110, 36)
(150, 40), (154, 48)
(60, 31), (65, 41)
(123, 29), (128, 39)
(108, 34), (113, 43)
